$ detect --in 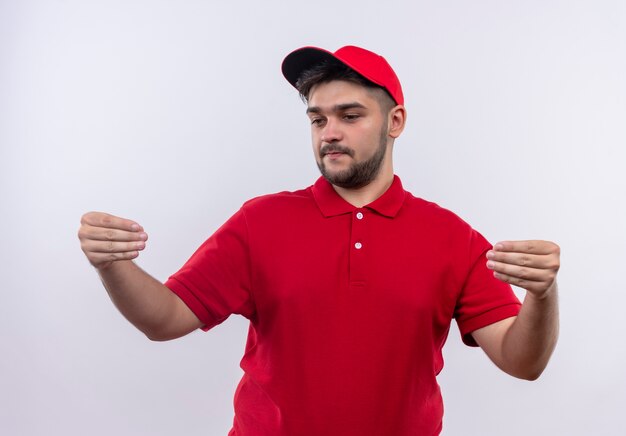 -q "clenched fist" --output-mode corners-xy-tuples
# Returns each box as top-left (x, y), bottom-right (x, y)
(78, 212), (148, 269)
